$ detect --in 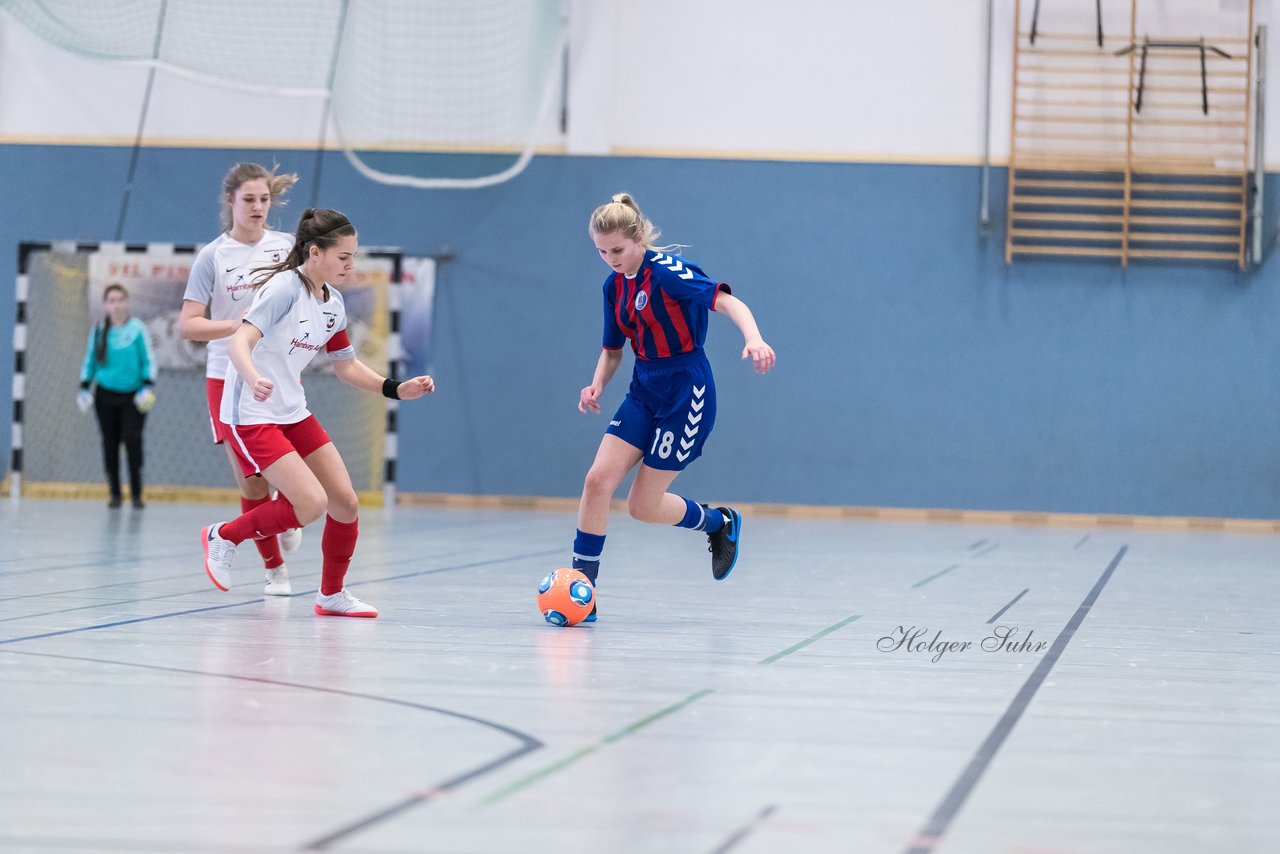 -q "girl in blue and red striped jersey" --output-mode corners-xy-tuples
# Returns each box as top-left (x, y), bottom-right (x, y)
(572, 193), (776, 619)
